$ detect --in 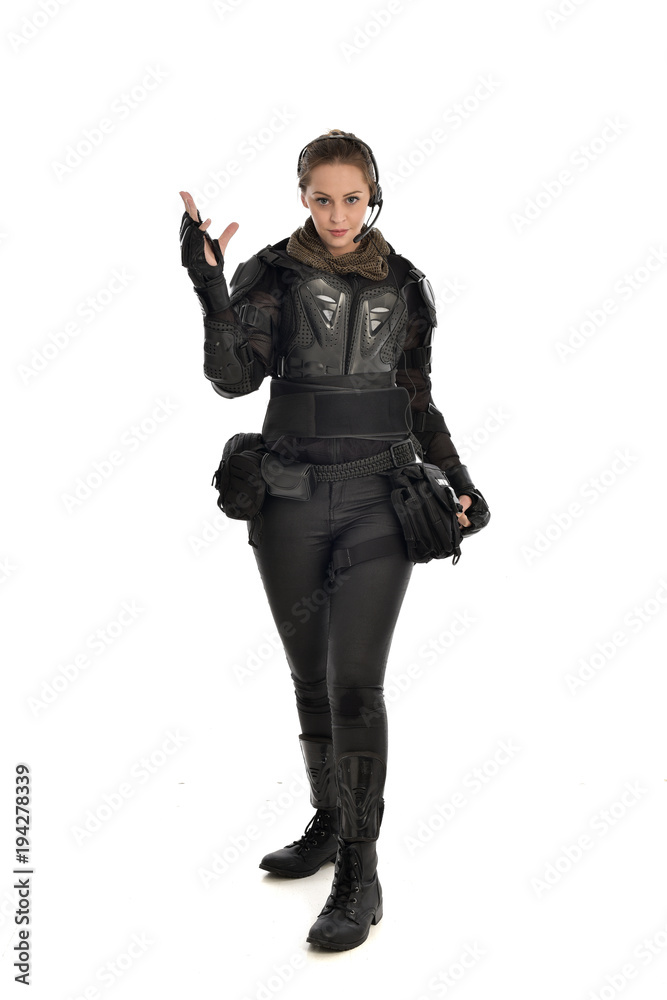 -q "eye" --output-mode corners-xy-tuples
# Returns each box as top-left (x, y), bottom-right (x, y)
(315, 196), (360, 206)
